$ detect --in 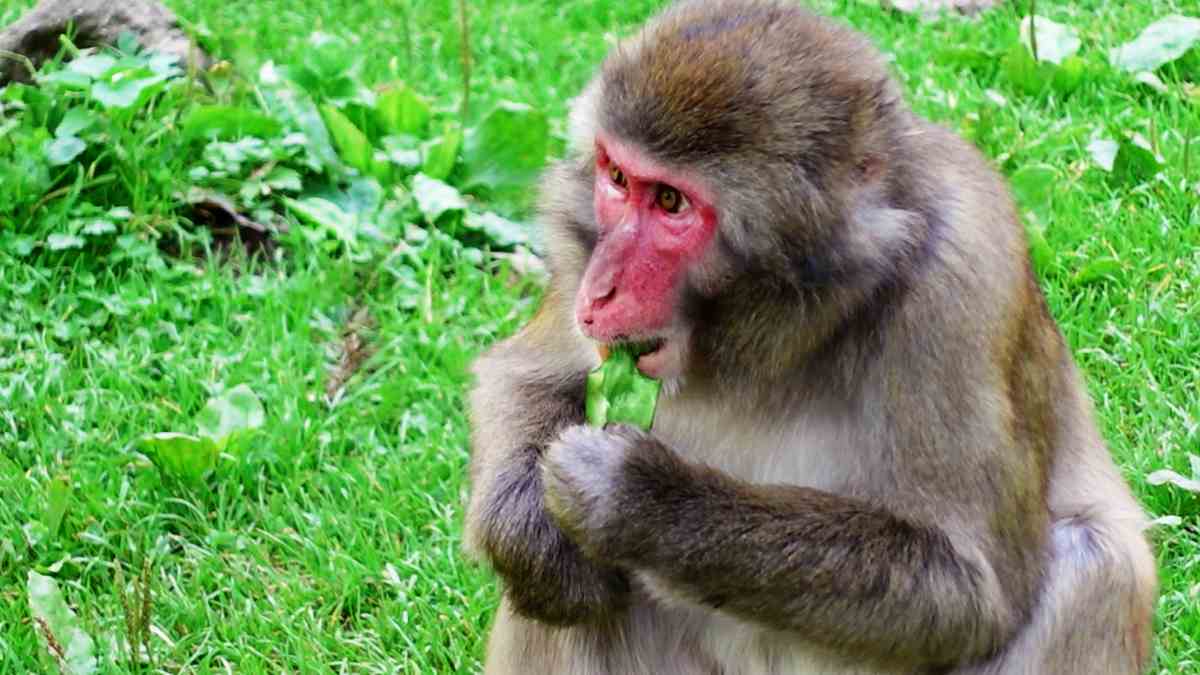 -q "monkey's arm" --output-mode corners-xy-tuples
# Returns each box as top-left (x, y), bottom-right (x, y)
(542, 425), (1024, 666)
(465, 293), (630, 625)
